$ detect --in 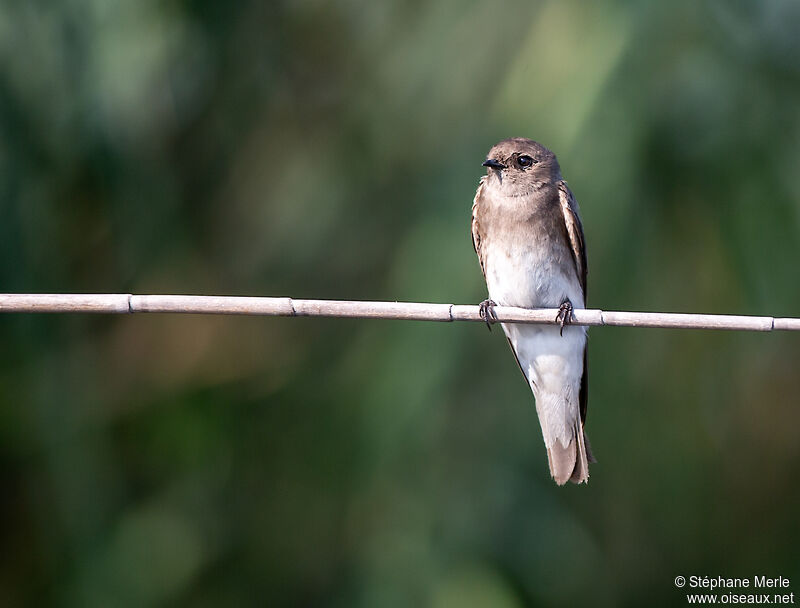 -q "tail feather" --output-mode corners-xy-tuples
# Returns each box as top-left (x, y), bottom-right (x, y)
(546, 418), (594, 485)
(584, 429), (597, 465)
(547, 439), (576, 486)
